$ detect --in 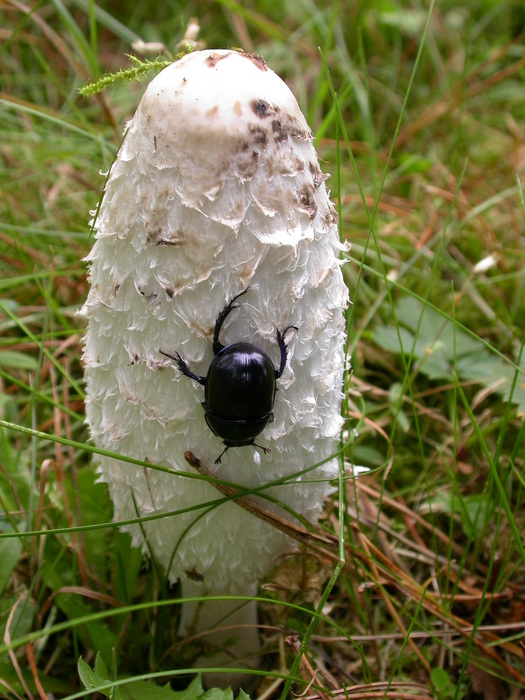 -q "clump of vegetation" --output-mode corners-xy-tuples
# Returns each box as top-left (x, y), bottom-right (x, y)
(0, 1), (524, 699)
